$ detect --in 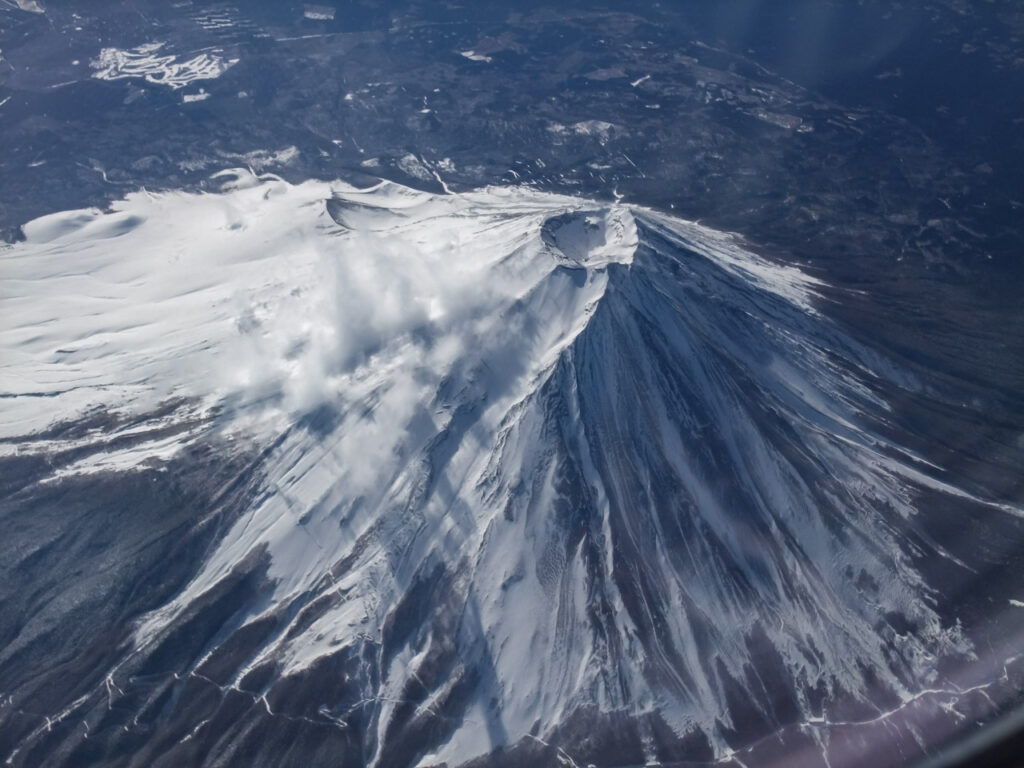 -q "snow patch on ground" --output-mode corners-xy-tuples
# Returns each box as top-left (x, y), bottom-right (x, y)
(91, 42), (238, 89)
(3, 0), (45, 12)
(303, 4), (335, 21)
